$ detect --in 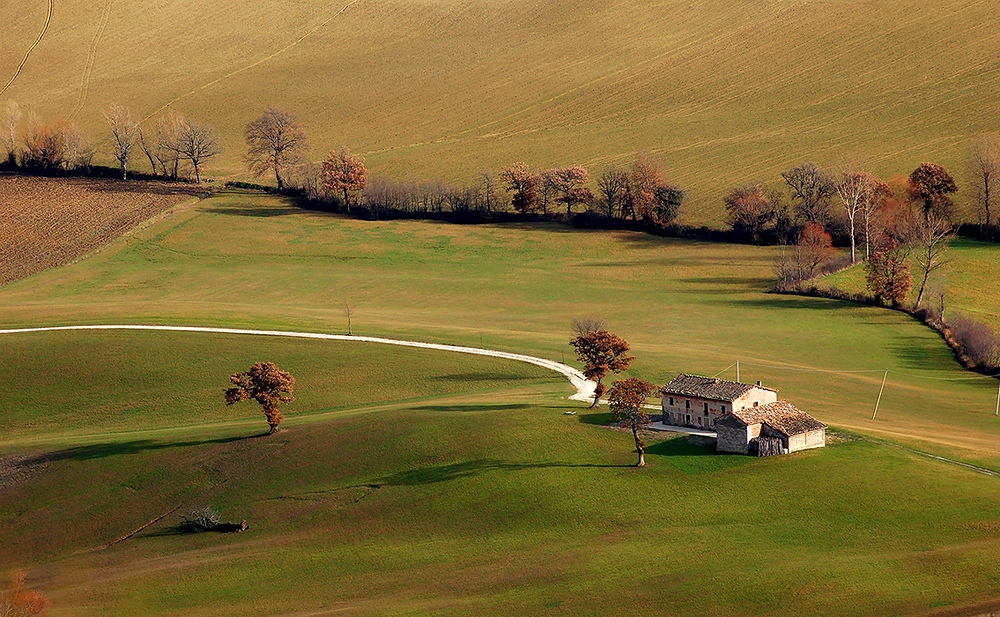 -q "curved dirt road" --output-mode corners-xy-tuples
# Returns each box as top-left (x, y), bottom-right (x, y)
(0, 324), (596, 402)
